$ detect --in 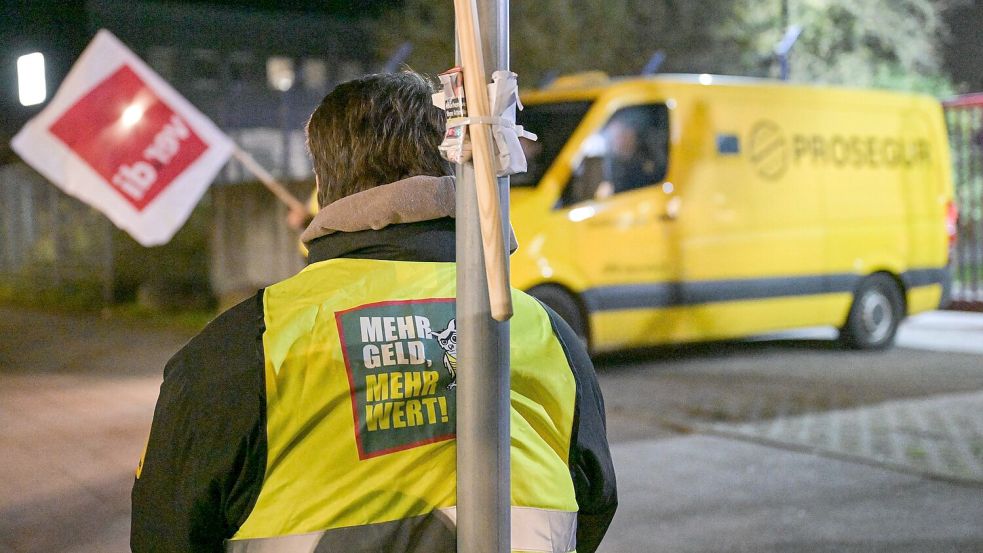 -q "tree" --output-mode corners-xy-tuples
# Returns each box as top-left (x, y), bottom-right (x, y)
(372, 0), (960, 95)
(372, 0), (736, 86)
(718, 0), (962, 94)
